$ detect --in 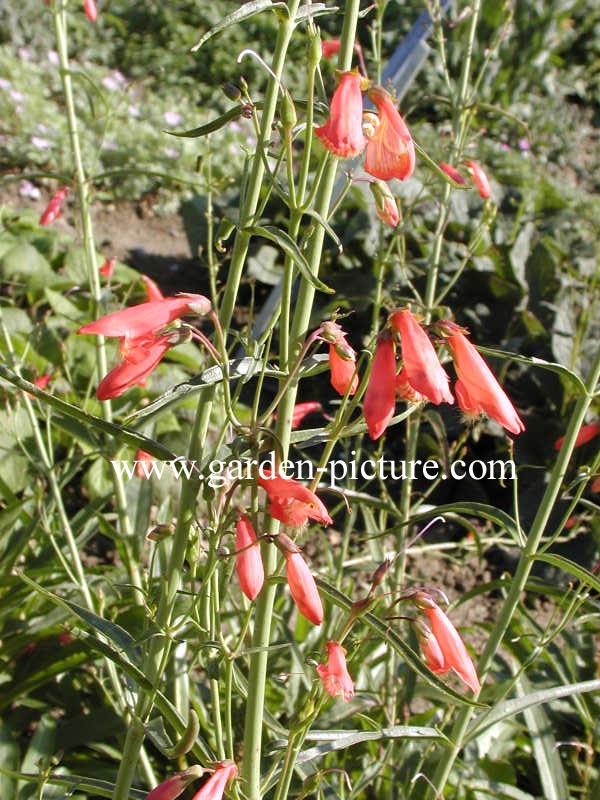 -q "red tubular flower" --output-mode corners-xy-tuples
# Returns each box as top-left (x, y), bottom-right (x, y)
(284, 550), (324, 625)
(414, 591), (480, 694)
(465, 160), (491, 199)
(439, 162), (466, 185)
(83, 0), (97, 22)
(78, 294), (211, 342)
(363, 332), (397, 440)
(146, 766), (205, 800)
(276, 401), (323, 429)
(96, 332), (175, 400)
(364, 87), (415, 181)
(258, 469), (332, 527)
(235, 514), (264, 601)
(34, 374), (52, 390)
(315, 71), (367, 158)
(443, 322), (525, 435)
(99, 257), (116, 279)
(390, 309), (454, 406)
(320, 321), (359, 396)
(321, 39), (342, 59)
(39, 187), (68, 225)
(317, 641), (355, 701)
(415, 623), (447, 675)
(191, 761), (238, 800)
(141, 274), (165, 302)
(554, 422), (600, 451)
(135, 449), (154, 479)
